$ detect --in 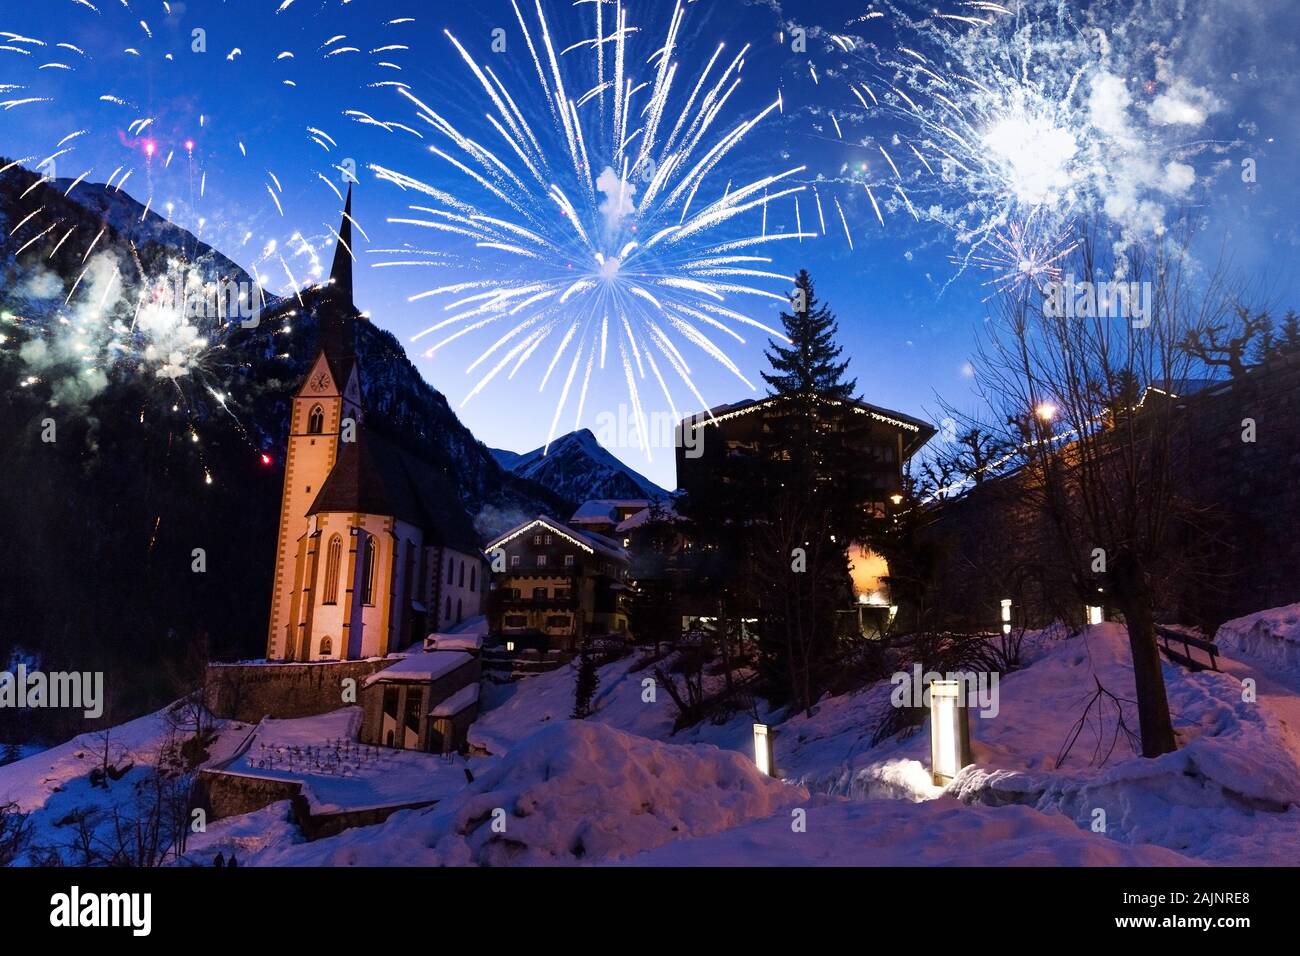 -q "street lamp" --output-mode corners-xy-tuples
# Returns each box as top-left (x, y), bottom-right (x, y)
(1086, 605), (1104, 625)
(753, 723), (773, 777)
(929, 680), (972, 786)
(1000, 598), (1012, 636)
